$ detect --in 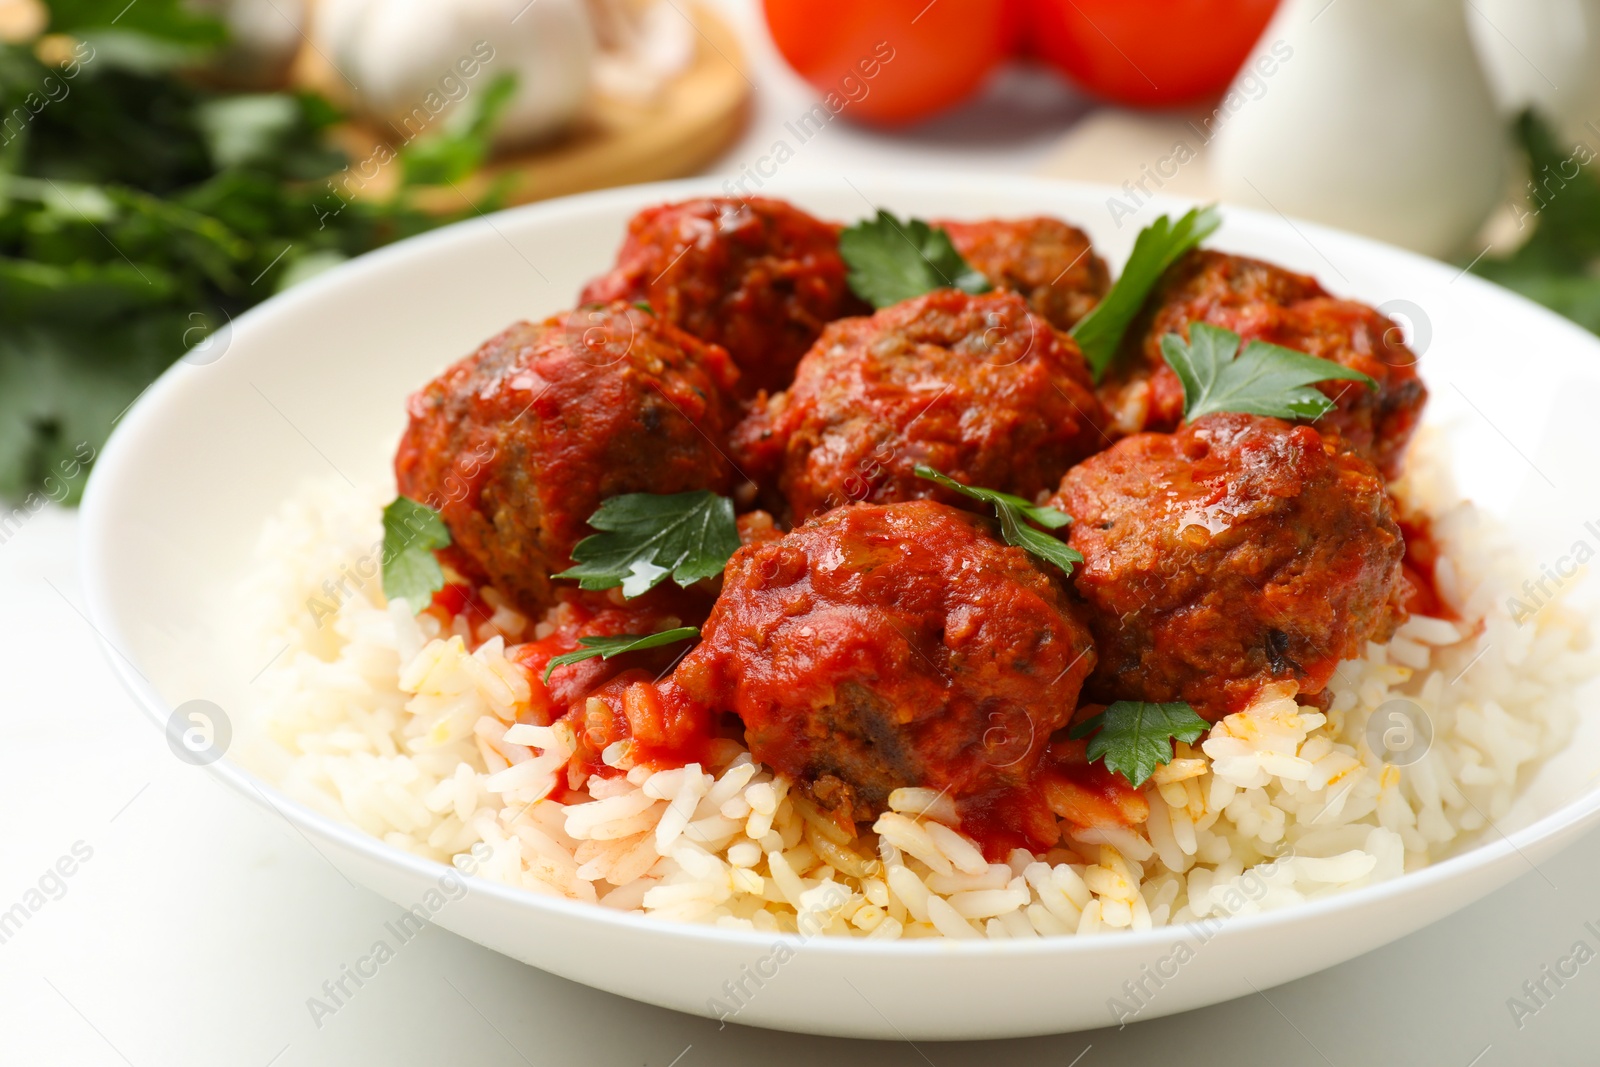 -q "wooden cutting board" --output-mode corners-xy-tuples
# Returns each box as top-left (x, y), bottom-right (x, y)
(291, 2), (750, 212)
